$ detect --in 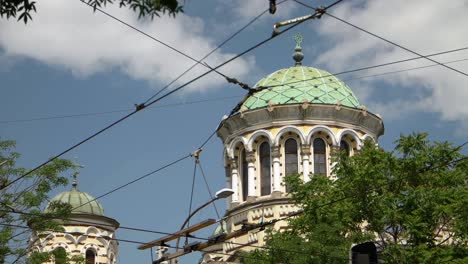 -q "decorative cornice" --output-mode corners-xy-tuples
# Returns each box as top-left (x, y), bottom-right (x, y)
(217, 104), (384, 144)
